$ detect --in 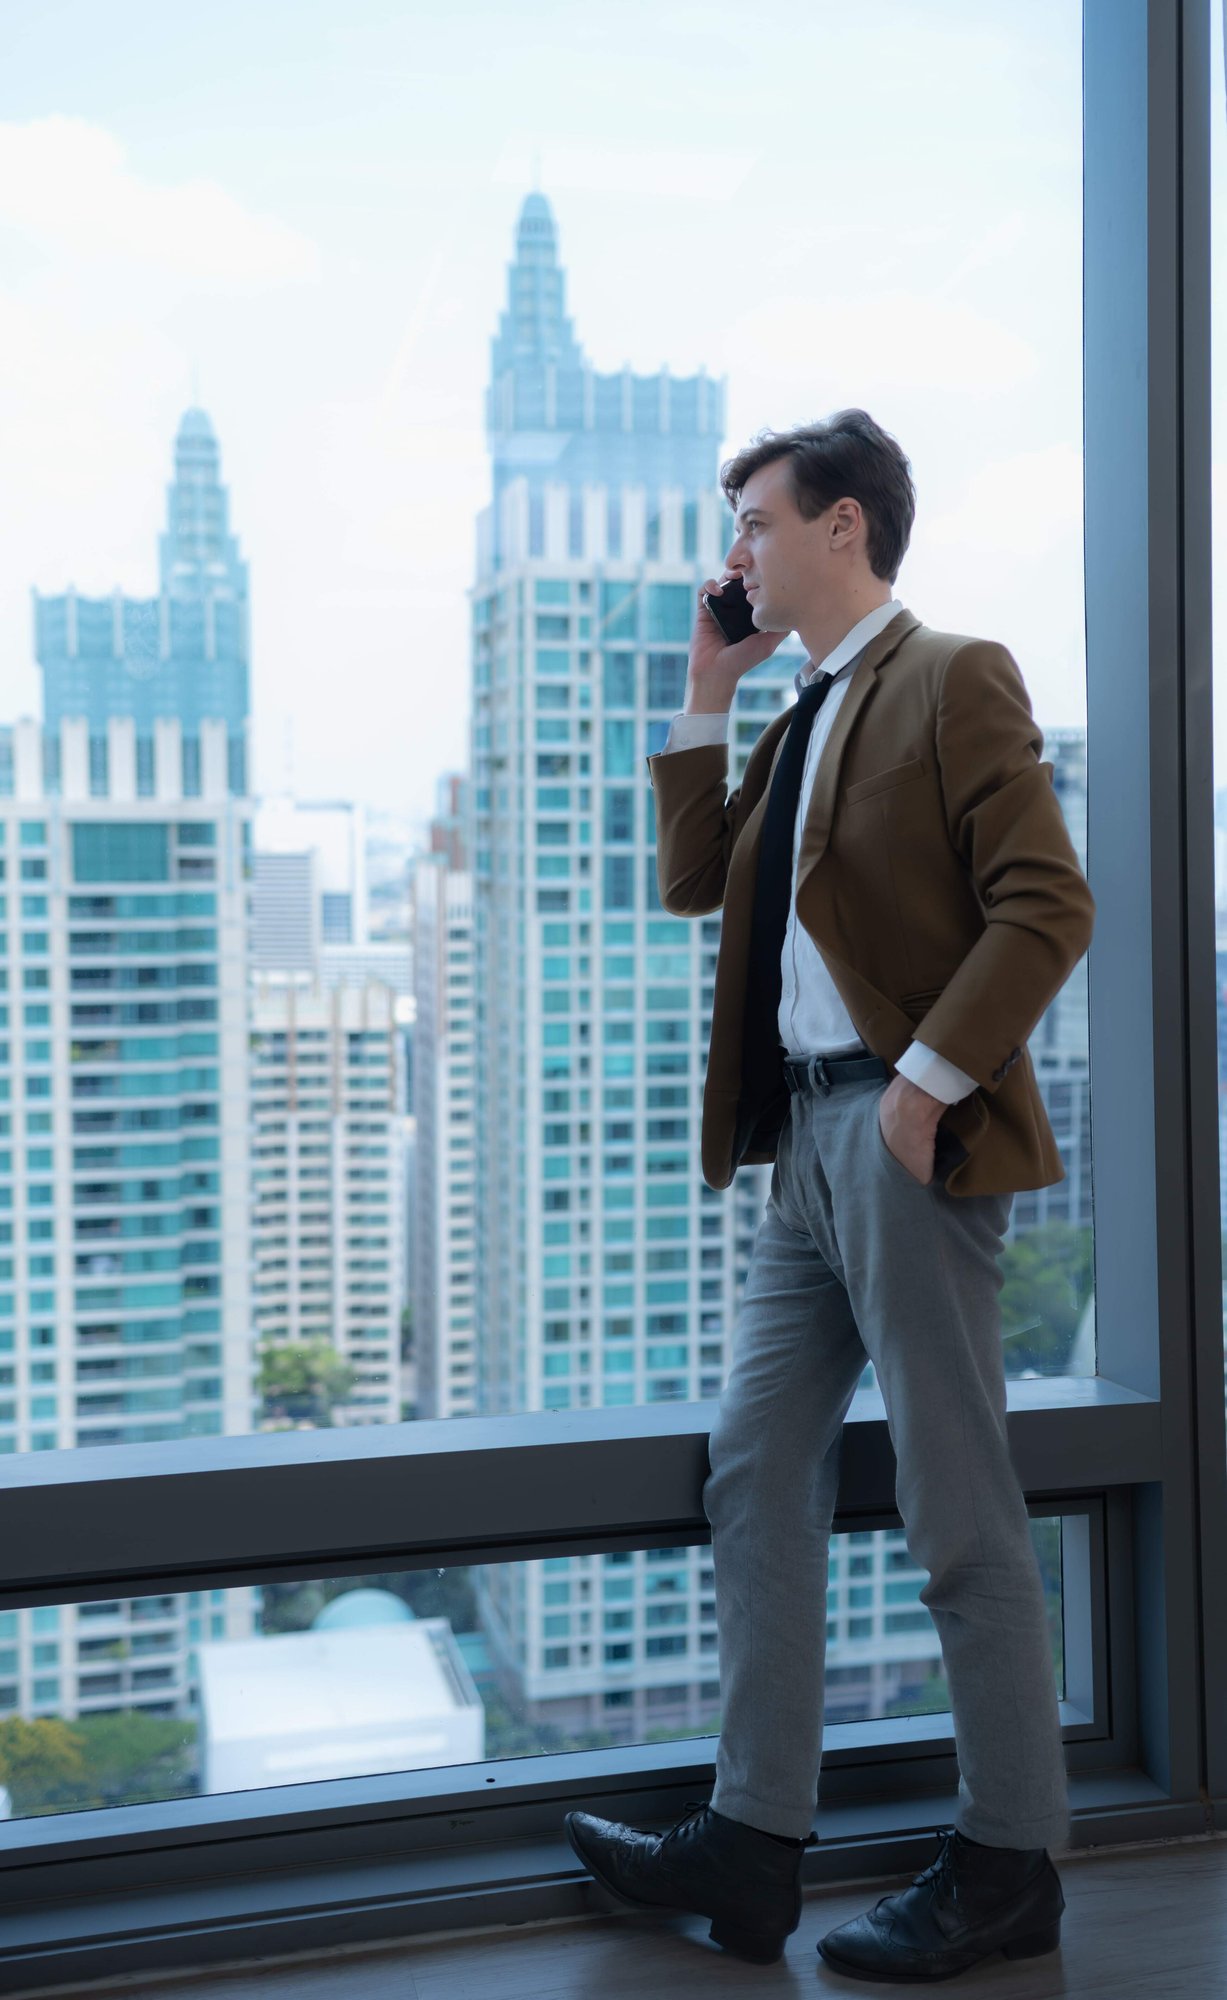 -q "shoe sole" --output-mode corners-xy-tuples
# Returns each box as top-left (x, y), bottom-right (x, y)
(564, 1814), (788, 1965)
(816, 1922), (1062, 1983)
